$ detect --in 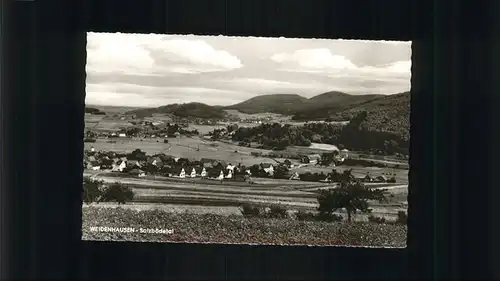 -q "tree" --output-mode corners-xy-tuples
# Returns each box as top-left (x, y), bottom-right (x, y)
(83, 176), (103, 203)
(129, 149), (147, 161)
(317, 176), (388, 222)
(100, 182), (135, 204)
(273, 164), (289, 179)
